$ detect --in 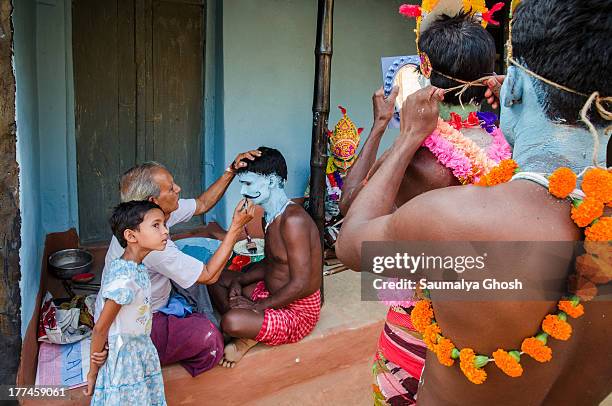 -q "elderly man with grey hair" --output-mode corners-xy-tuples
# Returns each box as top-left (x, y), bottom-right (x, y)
(100, 150), (259, 377)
